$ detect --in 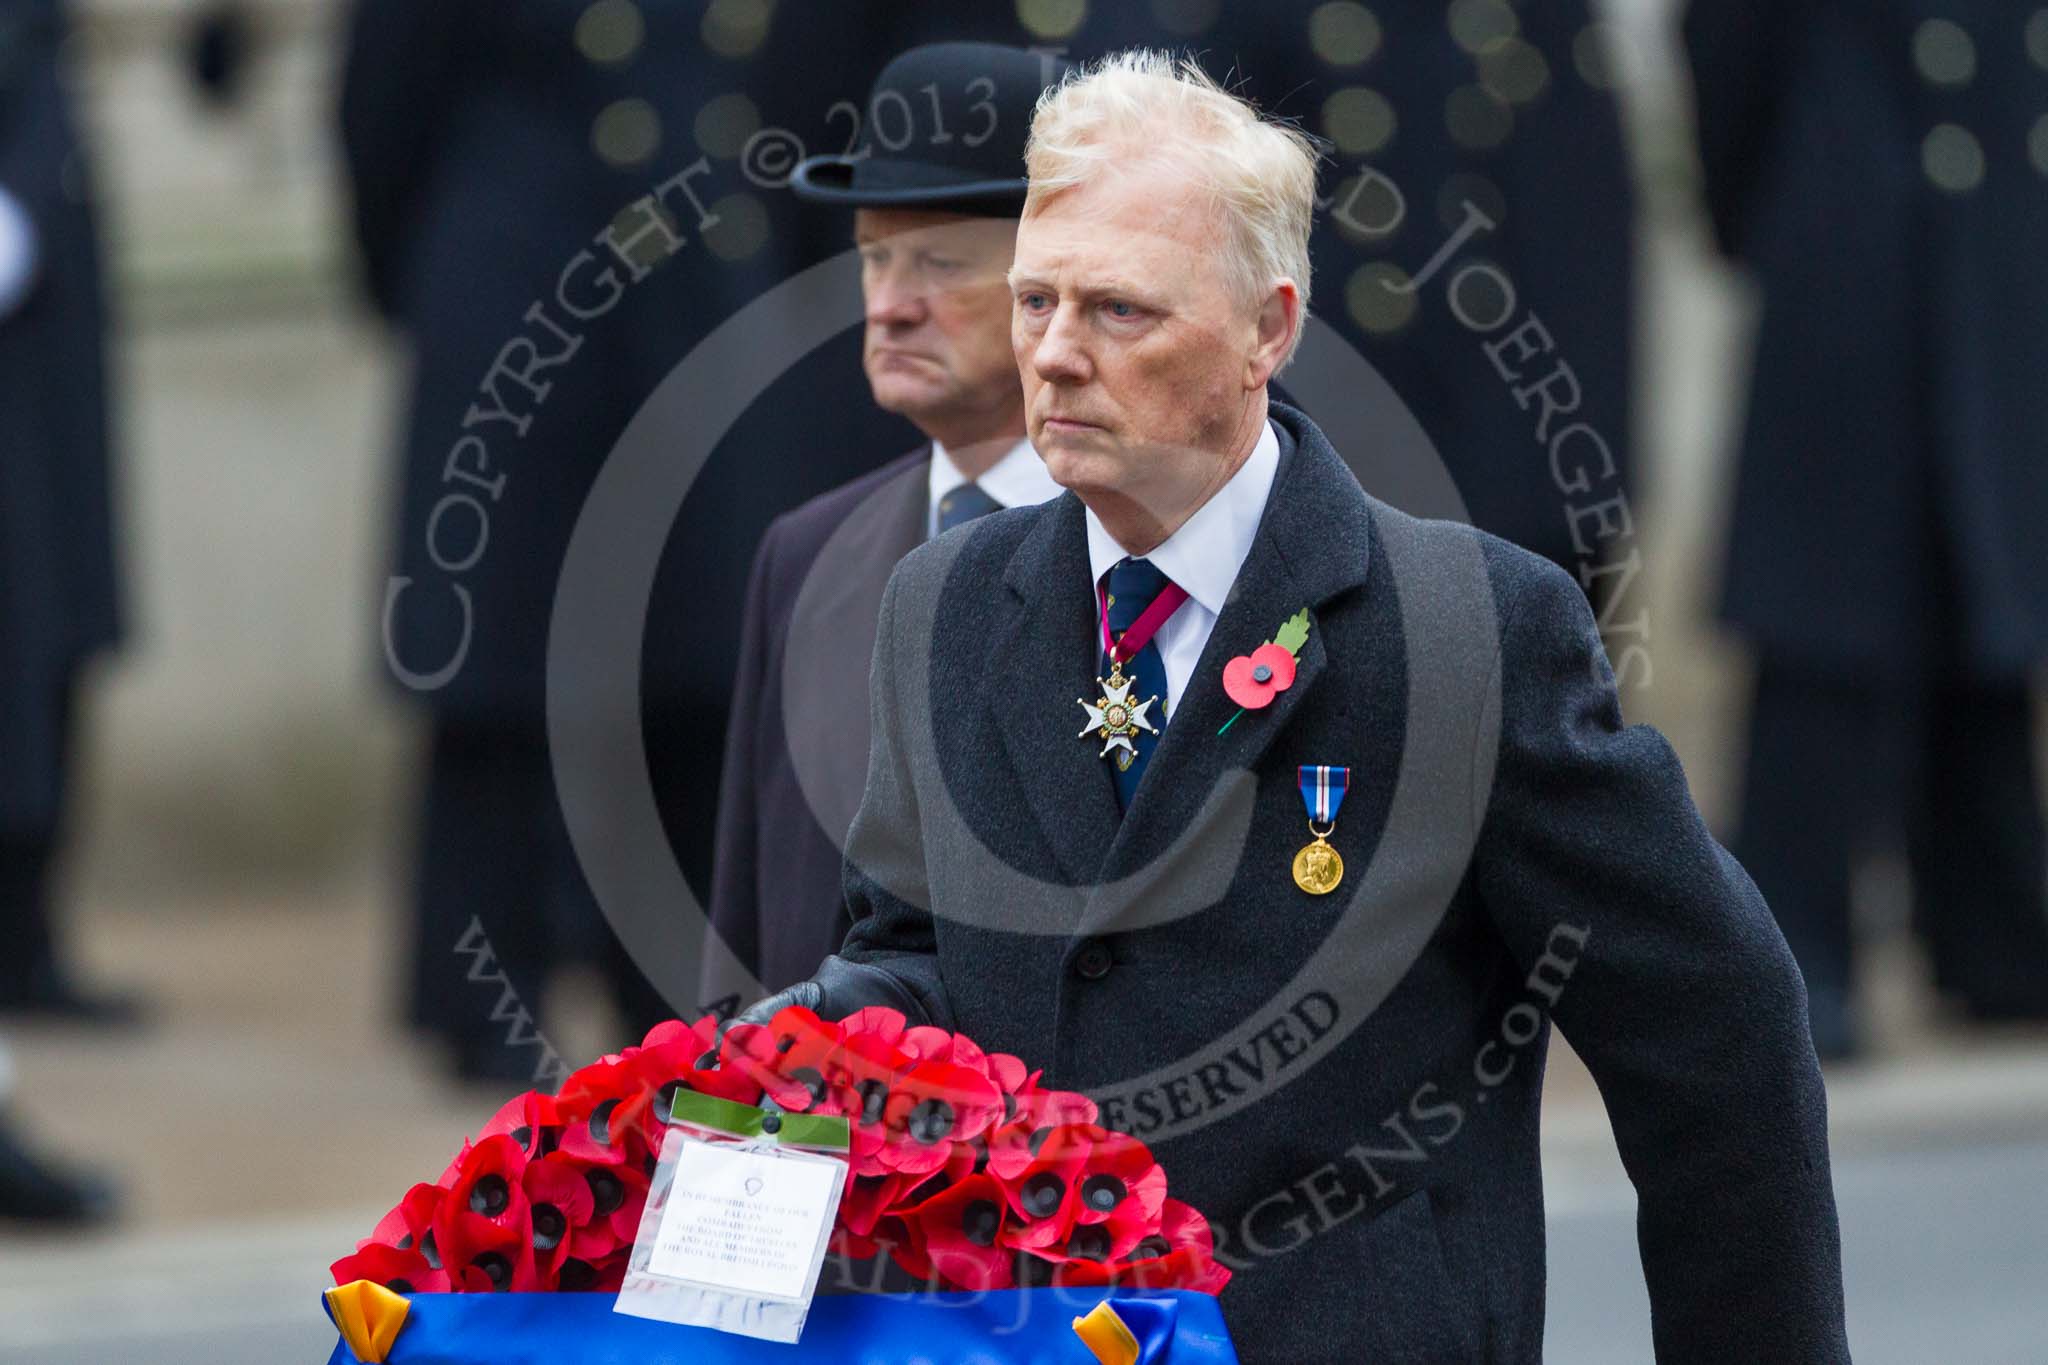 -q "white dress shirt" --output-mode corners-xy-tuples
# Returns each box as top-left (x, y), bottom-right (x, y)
(1084, 419), (1282, 720)
(927, 435), (1065, 539)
